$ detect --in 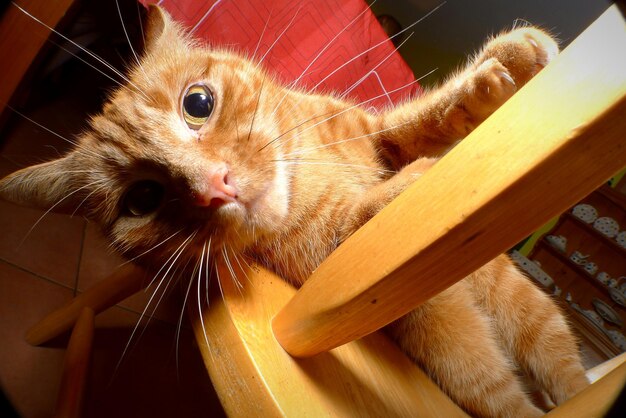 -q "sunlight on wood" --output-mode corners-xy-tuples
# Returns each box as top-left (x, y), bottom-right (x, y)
(272, 5), (626, 357)
(190, 261), (468, 417)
